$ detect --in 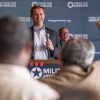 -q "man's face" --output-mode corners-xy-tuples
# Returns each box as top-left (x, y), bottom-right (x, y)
(31, 8), (45, 25)
(61, 28), (70, 42)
